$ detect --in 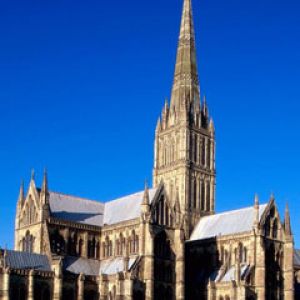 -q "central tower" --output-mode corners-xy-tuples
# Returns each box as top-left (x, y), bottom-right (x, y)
(153, 0), (216, 236)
